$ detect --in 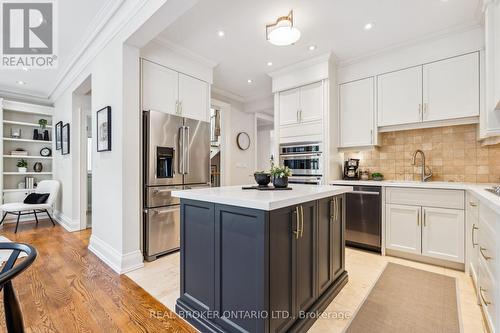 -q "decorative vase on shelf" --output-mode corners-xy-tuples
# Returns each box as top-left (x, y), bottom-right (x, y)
(33, 129), (39, 140)
(18, 167), (27, 173)
(43, 130), (49, 141)
(273, 176), (289, 188)
(33, 162), (43, 173)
